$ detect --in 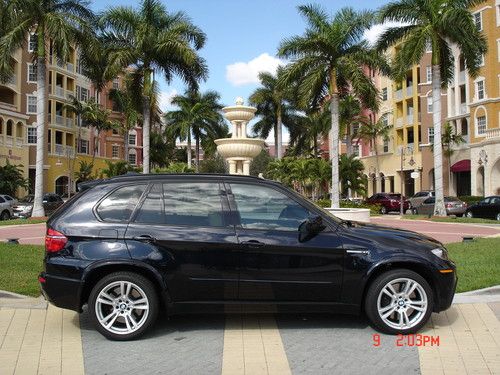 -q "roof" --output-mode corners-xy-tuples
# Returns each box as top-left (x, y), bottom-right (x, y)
(77, 173), (269, 192)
